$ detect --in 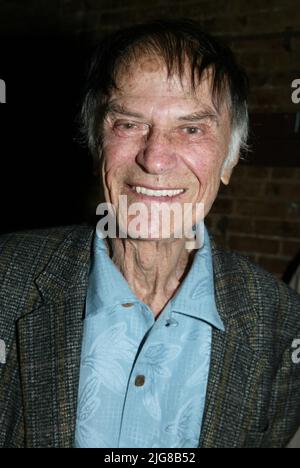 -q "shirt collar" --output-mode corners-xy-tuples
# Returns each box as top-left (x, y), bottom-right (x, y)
(89, 227), (224, 331)
(170, 228), (224, 331)
(86, 235), (138, 315)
